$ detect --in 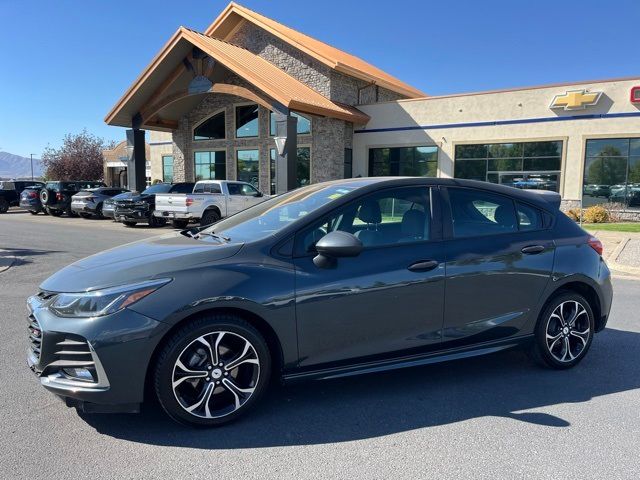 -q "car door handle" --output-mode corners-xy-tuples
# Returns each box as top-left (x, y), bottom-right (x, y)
(408, 260), (439, 272)
(521, 245), (545, 255)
